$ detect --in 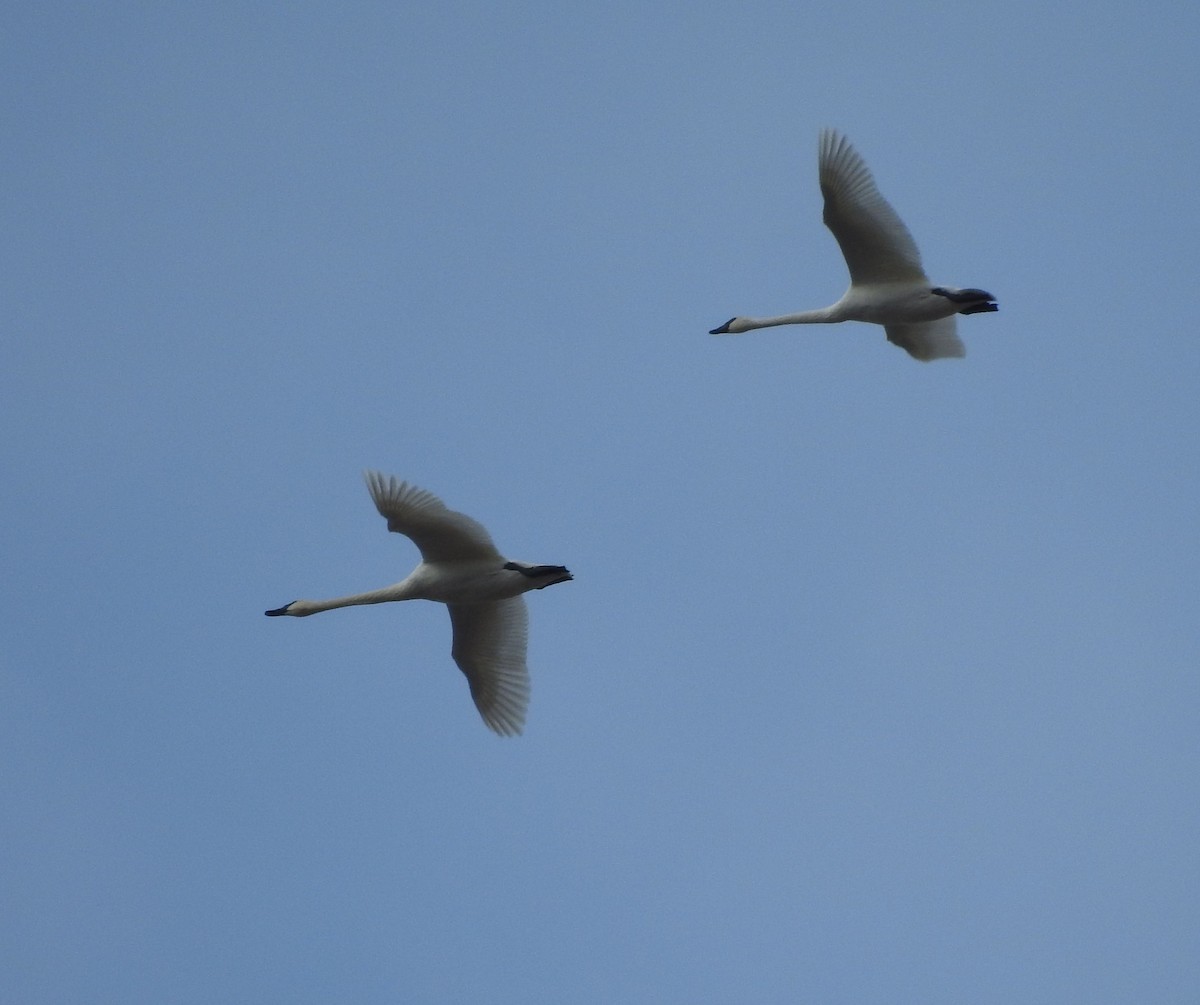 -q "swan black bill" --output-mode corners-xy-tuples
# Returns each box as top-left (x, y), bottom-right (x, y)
(709, 318), (736, 335)
(265, 602), (295, 617)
